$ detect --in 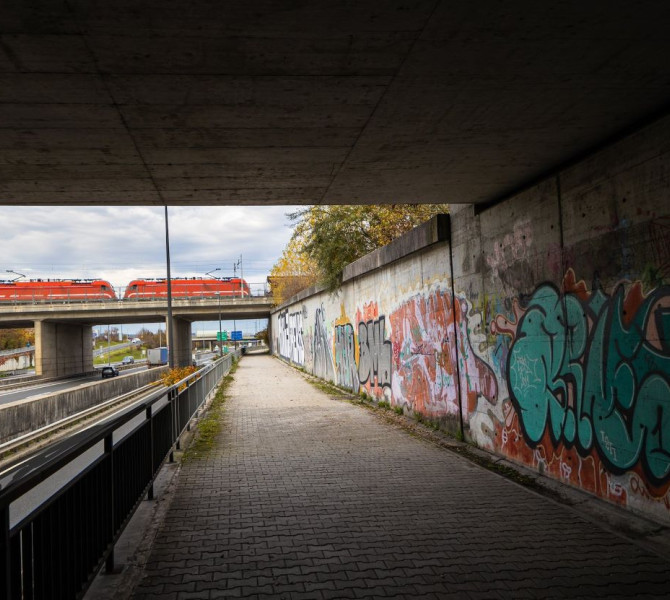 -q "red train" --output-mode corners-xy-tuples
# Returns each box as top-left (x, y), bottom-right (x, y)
(123, 277), (250, 300)
(0, 277), (251, 302)
(0, 279), (117, 301)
